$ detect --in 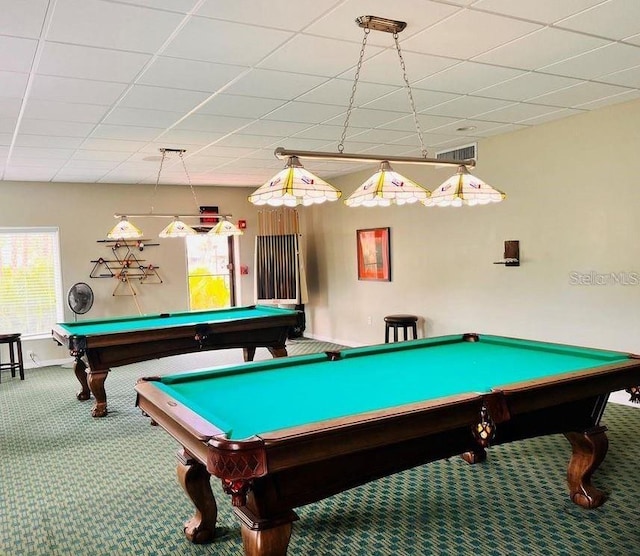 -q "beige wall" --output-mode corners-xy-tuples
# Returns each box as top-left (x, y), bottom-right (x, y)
(0, 181), (259, 361)
(4, 97), (640, 364)
(303, 98), (640, 353)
